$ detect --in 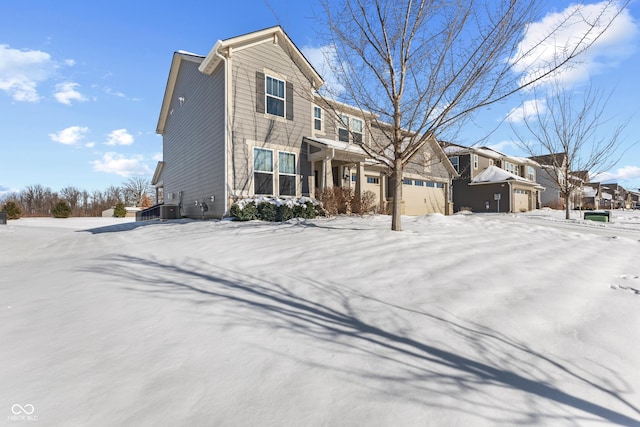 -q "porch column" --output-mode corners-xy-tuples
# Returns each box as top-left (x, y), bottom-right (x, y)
(355, 162), (365, 199)
(379, 172), (386, 210)
(323, 157), (333, 188)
